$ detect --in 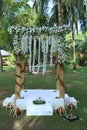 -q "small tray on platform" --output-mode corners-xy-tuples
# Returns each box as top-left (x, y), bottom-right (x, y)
(63, 113), (79, 121)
